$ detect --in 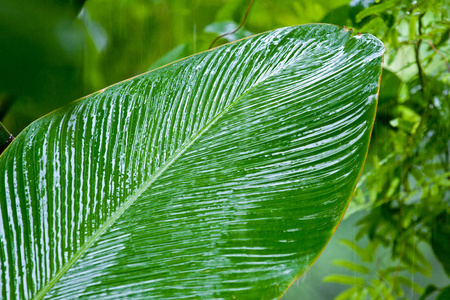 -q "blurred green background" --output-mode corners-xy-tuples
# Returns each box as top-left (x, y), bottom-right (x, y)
(1, 0), (449, 299)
